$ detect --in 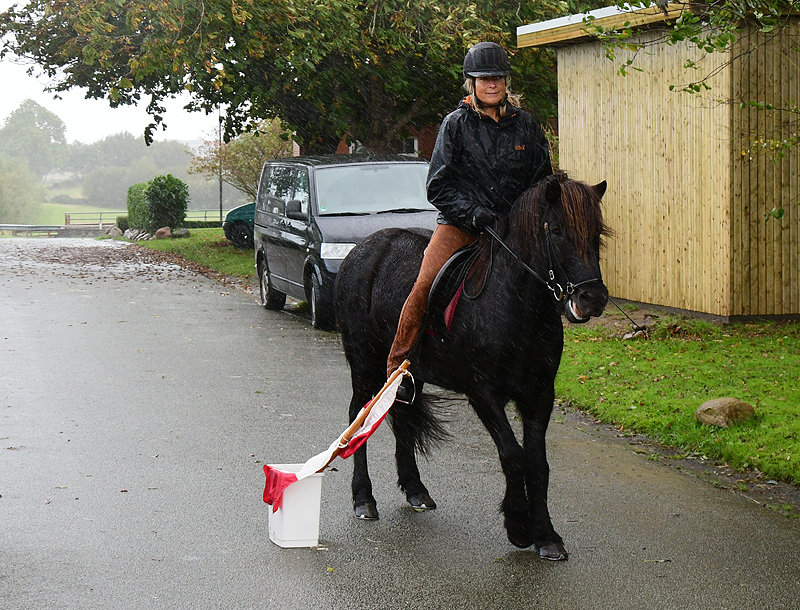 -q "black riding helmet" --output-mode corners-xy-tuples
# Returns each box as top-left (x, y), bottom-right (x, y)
(462, 42), (511, 79)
